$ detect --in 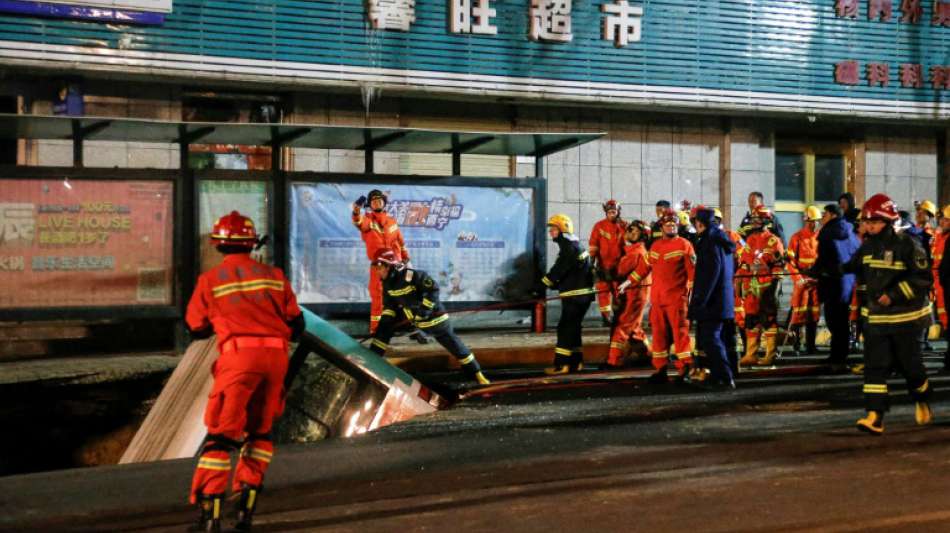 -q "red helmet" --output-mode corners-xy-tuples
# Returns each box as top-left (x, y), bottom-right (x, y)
(626, 219), (649, 241)
(210, 210), (257, 248)
(372, 248), (404, 268)
(751, 205), (773, 220)
(862, 193), (899, 221)
(659, 207), (678, 225)
(603, 199), (621, 214)
(689, 204), (707, 219)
